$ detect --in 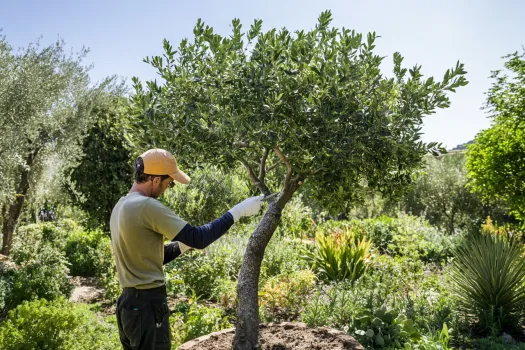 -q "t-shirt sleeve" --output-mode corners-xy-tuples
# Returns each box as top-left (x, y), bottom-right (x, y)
(140, 198), (188, 240)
